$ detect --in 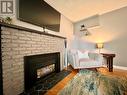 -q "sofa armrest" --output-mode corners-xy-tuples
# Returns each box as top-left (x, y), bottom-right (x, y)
(67, 50), (79, 67)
